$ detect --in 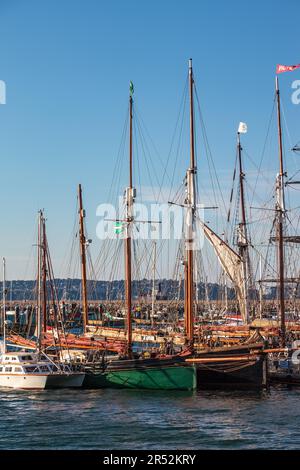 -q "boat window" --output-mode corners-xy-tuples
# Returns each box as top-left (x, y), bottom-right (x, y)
(0, 367), (2, 372)
(39, 365), (50, 372)
(5, 367), (12, 372)
(21, 355), (33, 361)
(25, 366), (37, 373)
(14, 367), (23, 372)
